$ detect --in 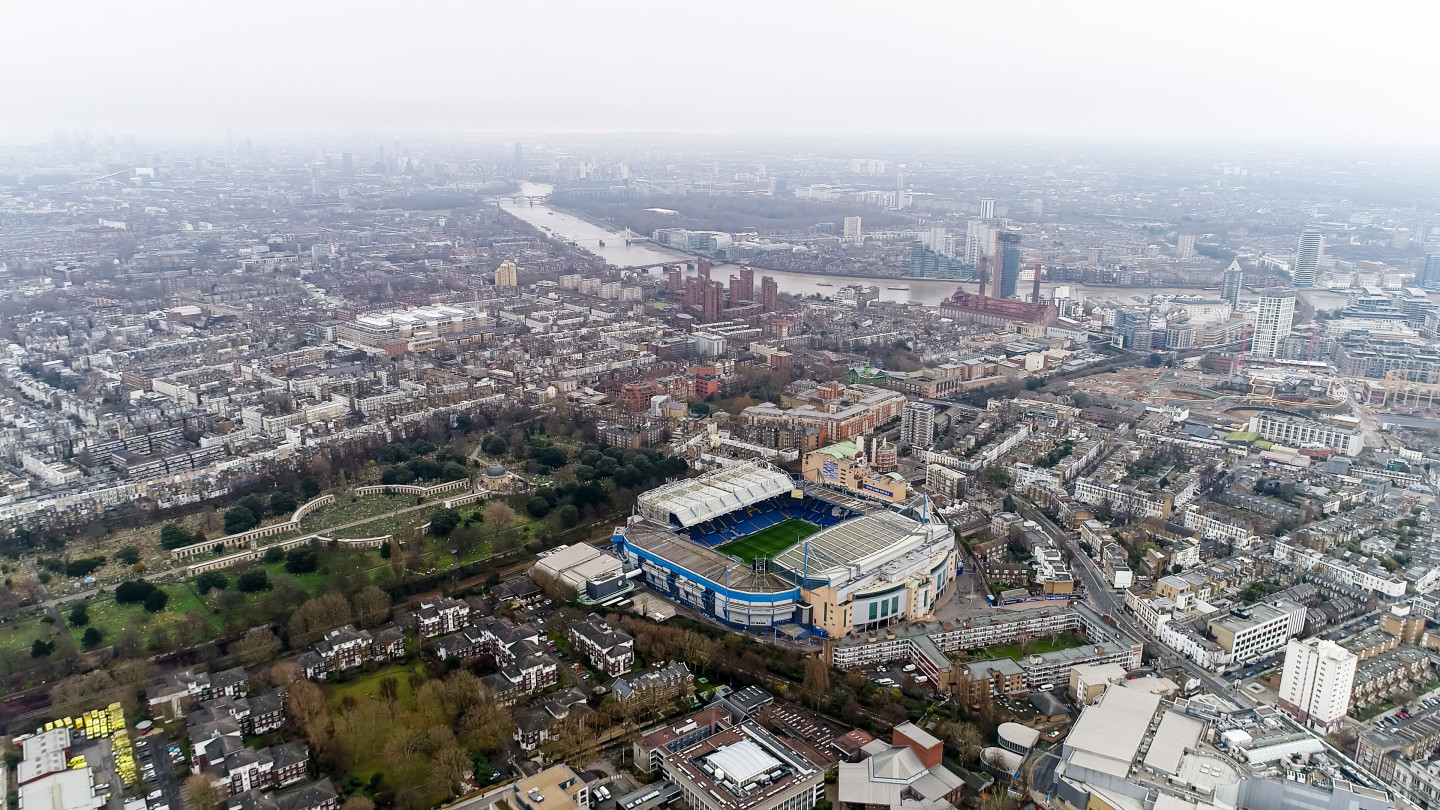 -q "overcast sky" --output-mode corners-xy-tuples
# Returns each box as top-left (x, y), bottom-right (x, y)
(3, 0), (1438, 145)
